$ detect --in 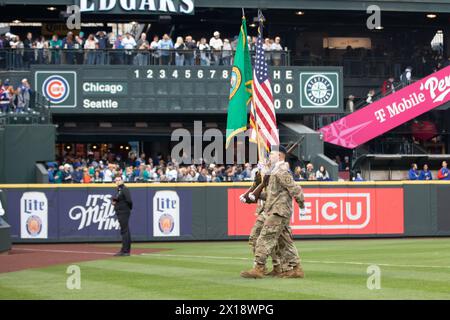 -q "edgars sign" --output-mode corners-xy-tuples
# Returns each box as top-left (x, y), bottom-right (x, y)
(77, 0), (195, 15)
